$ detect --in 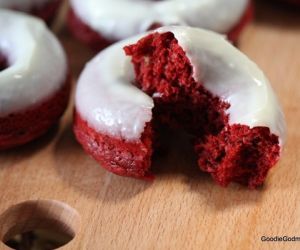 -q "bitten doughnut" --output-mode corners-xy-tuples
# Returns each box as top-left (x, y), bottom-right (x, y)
(68, 0), (253, 51)
(0, 10), (70, 149)
(0, 0), (62, 24)
(74, 26), (286, 188)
